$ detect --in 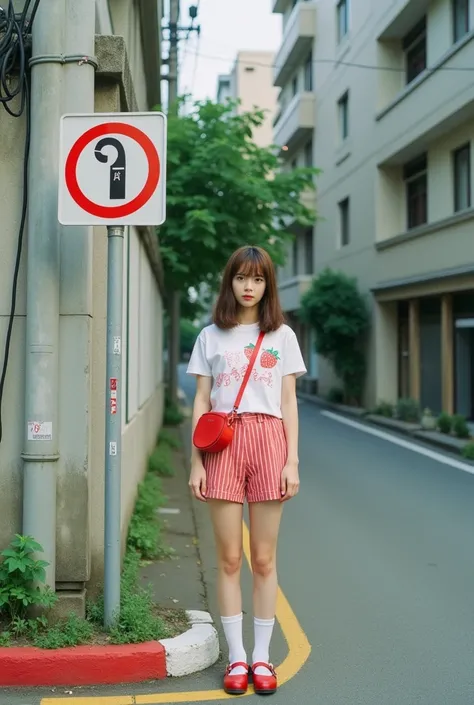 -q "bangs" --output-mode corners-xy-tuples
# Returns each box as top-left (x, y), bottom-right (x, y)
(233, 247), (266, 279)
